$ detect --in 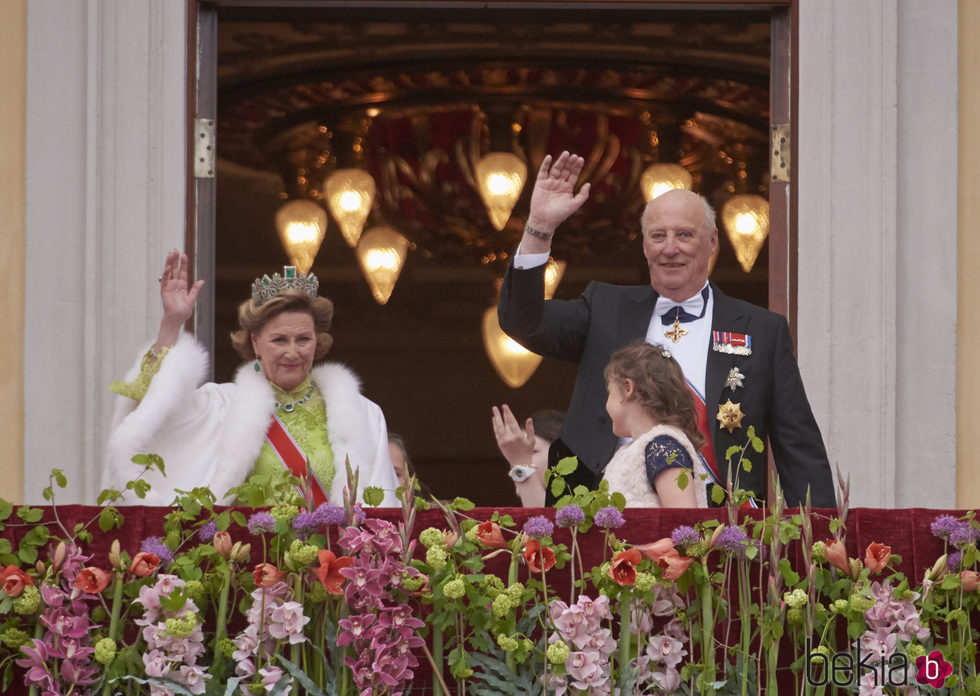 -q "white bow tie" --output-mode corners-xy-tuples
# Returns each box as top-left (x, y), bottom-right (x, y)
(655, 286), (709, 325)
